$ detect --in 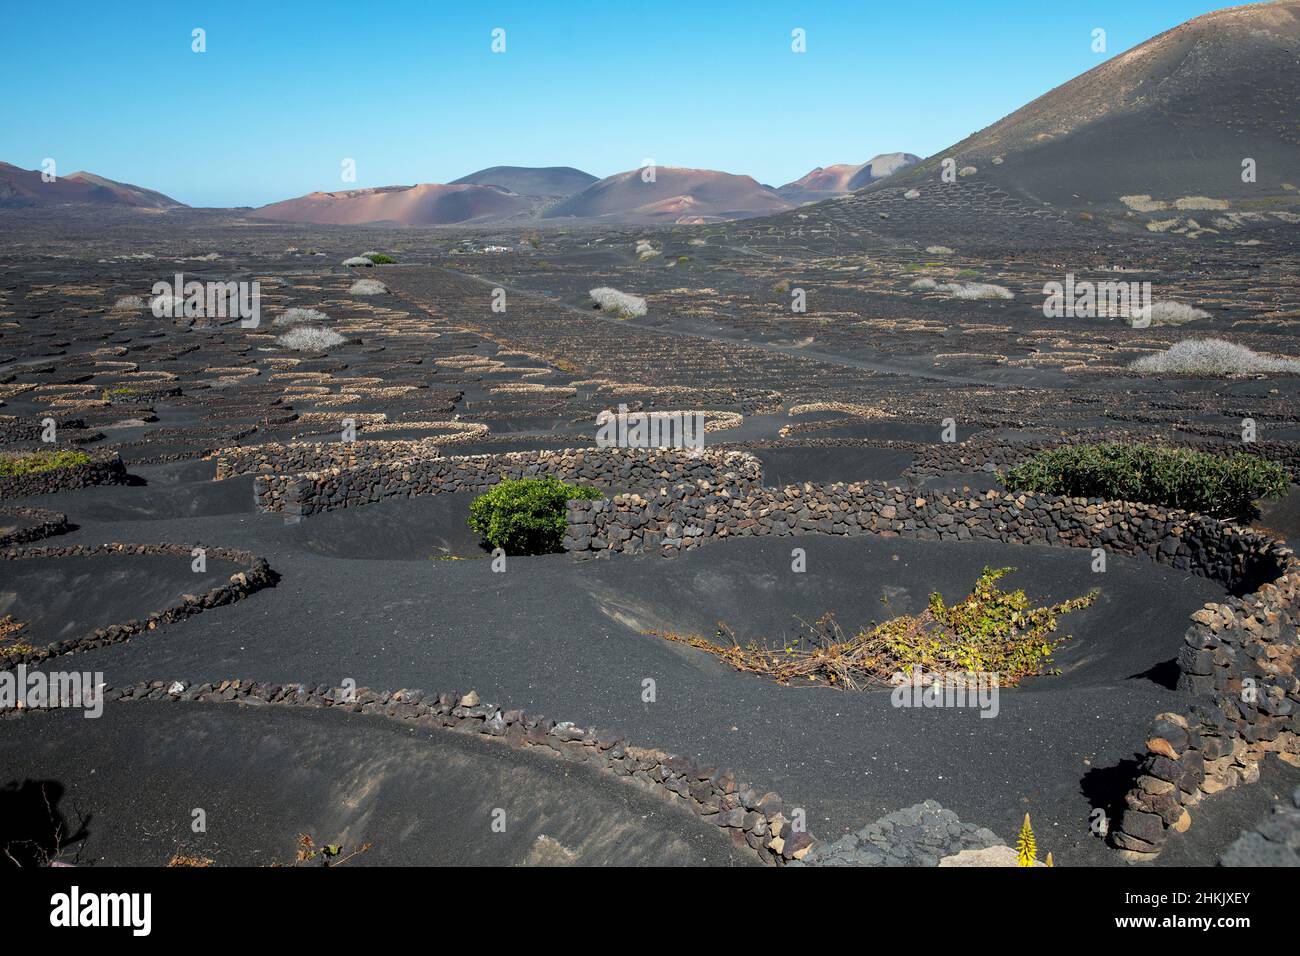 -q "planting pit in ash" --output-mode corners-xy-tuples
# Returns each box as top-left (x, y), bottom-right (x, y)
(0, 550), (249, 647)
(563, 536), (1223, 693)
(286, 494), (489, 561)
(0, 506), (69, 547)
(0, 702), (757, 867)
(1, 457), (256, 524)
(72, 532), (1227, 864)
